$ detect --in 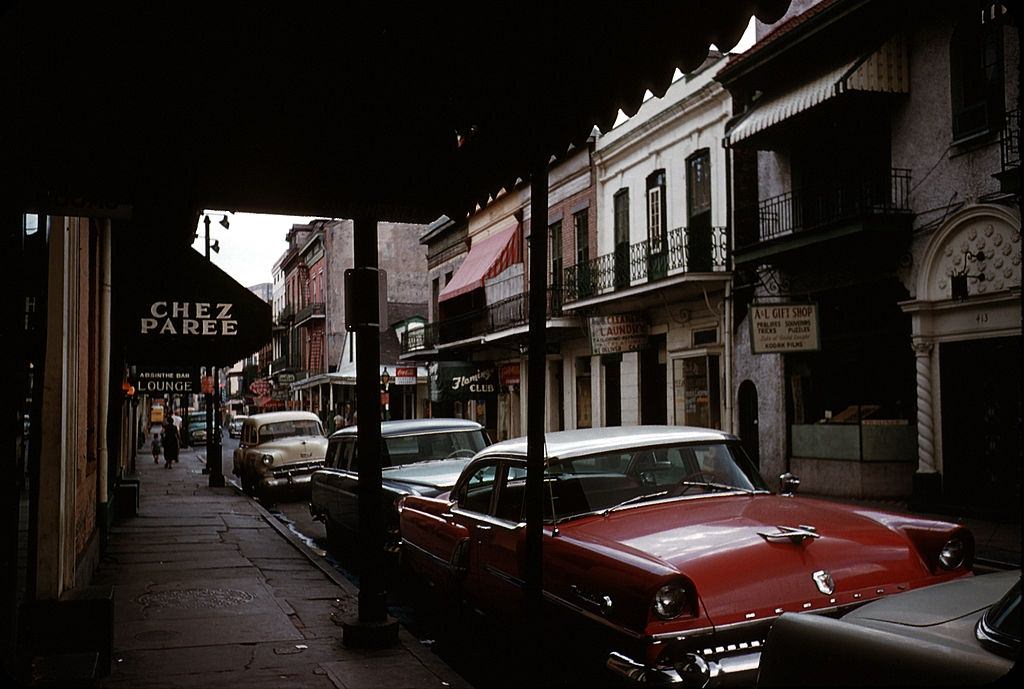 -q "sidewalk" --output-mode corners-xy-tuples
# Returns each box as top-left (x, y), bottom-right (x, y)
(95, 446), (468, 689)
